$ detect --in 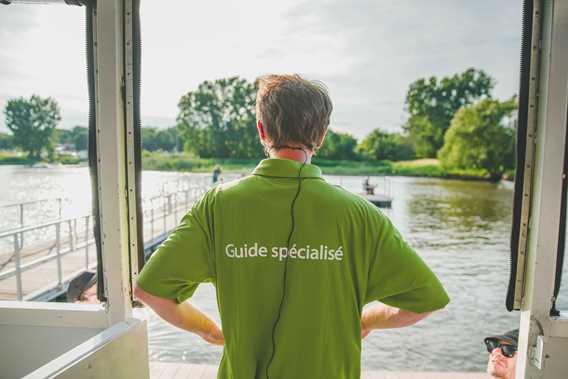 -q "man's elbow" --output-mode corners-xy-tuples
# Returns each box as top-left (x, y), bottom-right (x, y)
(401, 309), (433, 326)
(133, 283), (148, 302)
